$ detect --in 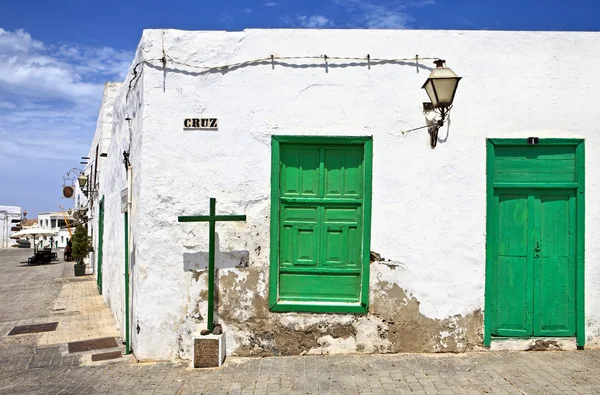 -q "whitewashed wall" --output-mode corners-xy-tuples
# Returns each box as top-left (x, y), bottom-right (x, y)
(100, 29), (600, 361)
(81, 81), (126, 339)
(89, 82), (121, 273)
(0, 205), (21, 248)
(95, 42), (146, 352)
